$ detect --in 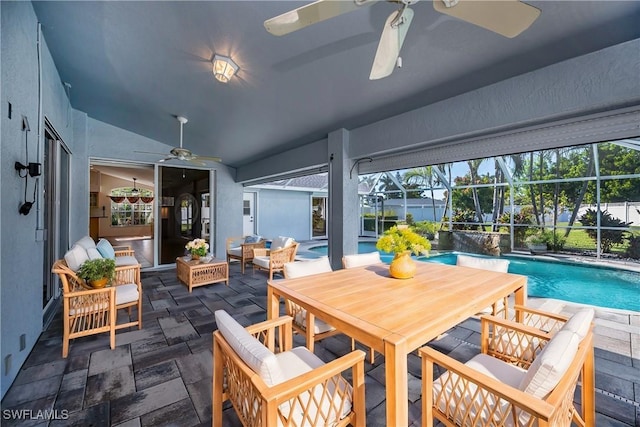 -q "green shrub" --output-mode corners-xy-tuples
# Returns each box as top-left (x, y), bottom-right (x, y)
(625, 234), (640, 259)
(77, 258), (116, 284)
(411, 221), (436, 240)
(579, 209), (630, 253)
